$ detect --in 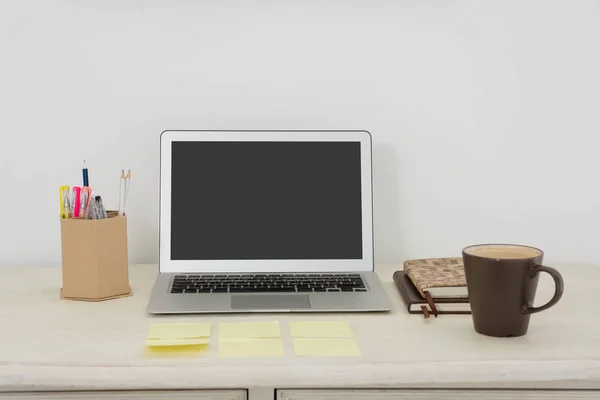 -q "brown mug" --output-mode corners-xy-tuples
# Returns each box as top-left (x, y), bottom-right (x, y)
(462, 244), (564, 337)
